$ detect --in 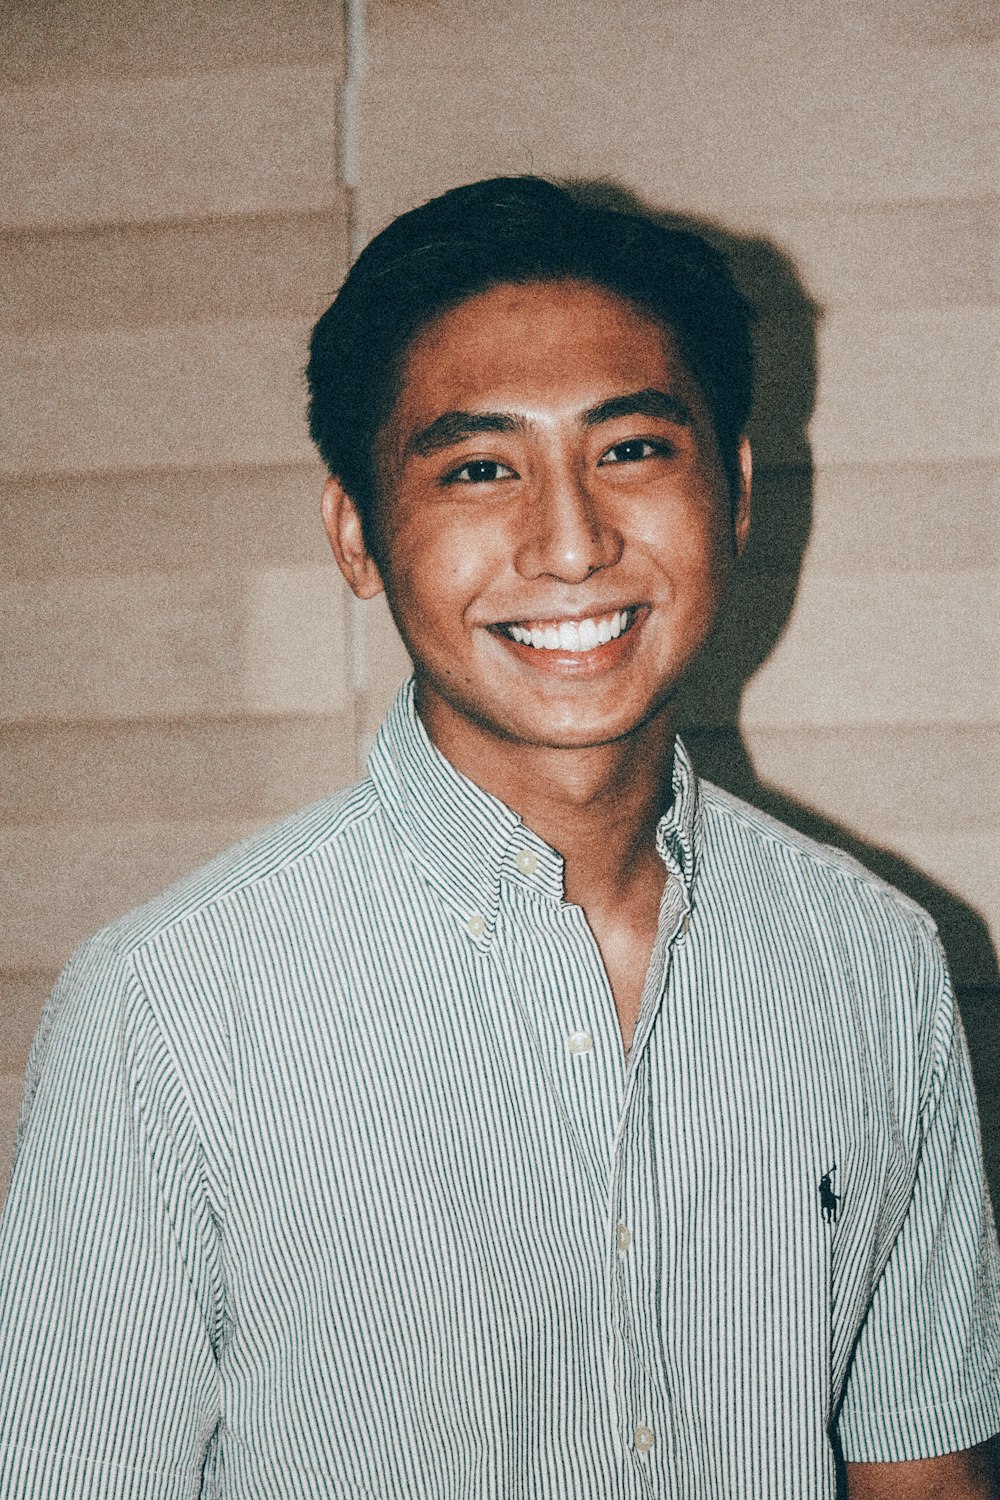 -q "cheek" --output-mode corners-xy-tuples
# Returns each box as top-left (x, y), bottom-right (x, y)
(633, 503), (733, 590)
(383, 511), (508, 620)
